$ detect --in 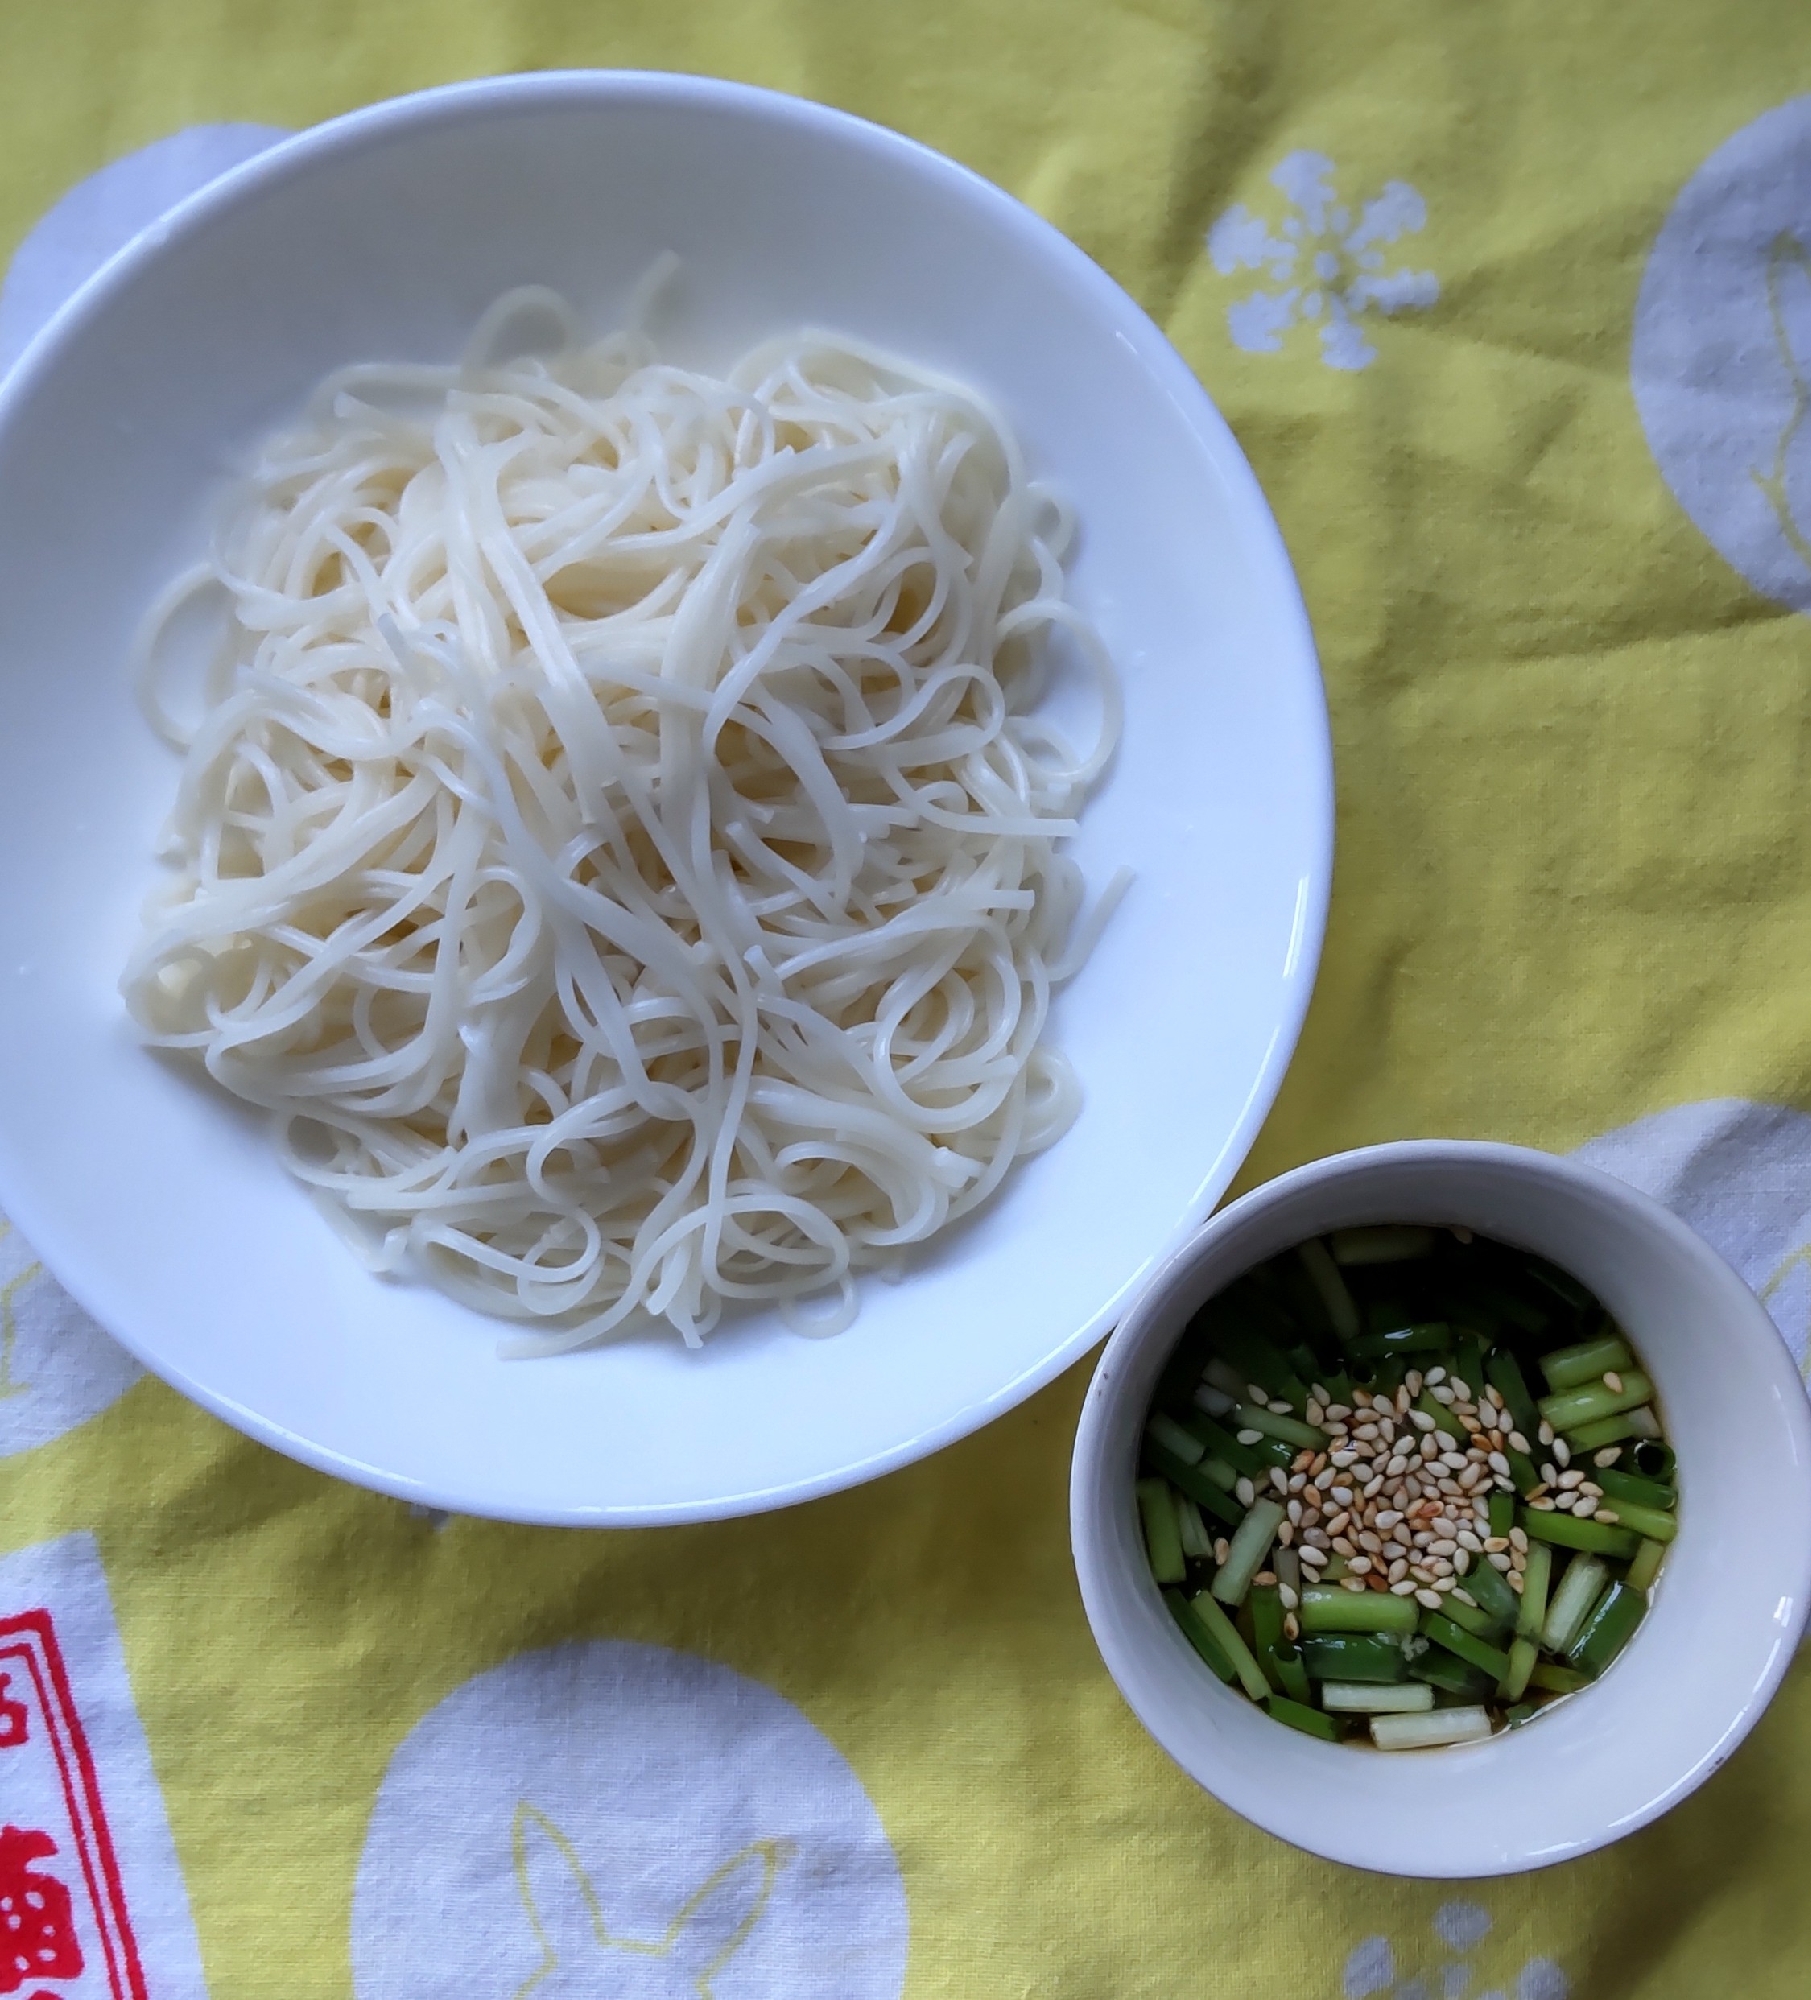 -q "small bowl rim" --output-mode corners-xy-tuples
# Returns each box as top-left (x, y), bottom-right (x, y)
(1069, 1136), (1811, 1876)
